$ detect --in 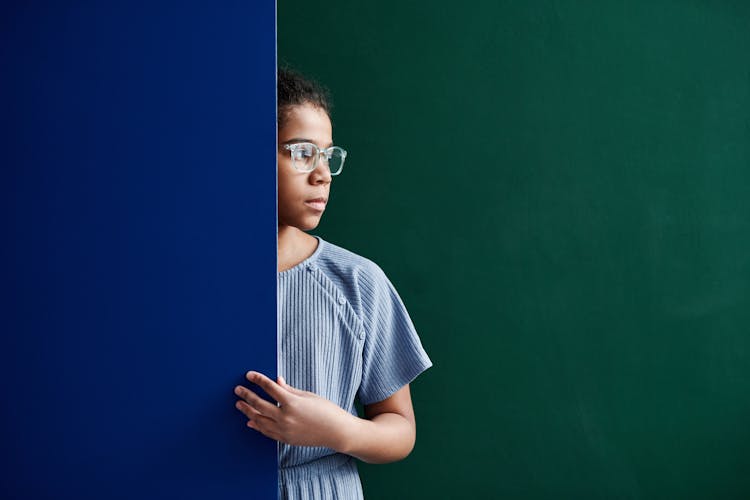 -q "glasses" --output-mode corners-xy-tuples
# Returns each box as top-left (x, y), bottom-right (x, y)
(282, 142), (347, 176)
